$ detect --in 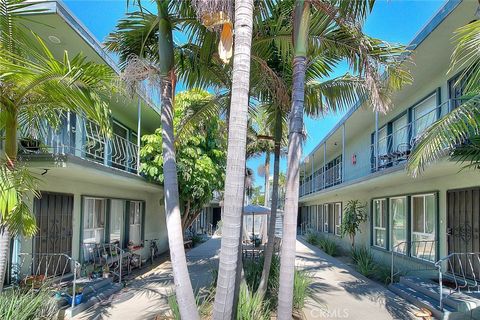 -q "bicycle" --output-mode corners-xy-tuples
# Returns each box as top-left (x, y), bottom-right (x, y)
(145, 239), (159, 265)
